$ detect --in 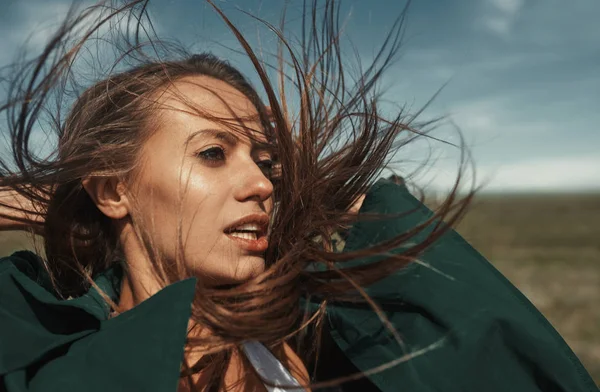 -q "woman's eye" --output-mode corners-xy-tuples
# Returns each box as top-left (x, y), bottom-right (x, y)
(198, 147), (225, 161)
(256, 159), (274, 176)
